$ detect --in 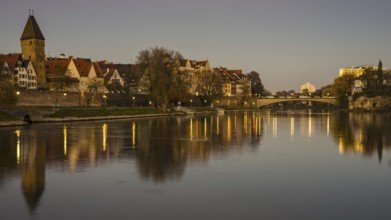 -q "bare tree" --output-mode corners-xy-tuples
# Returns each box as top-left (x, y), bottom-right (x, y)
(238, 78), (251, 107)
(136, 47), (189, 110)
(195, 71), (223, 106)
